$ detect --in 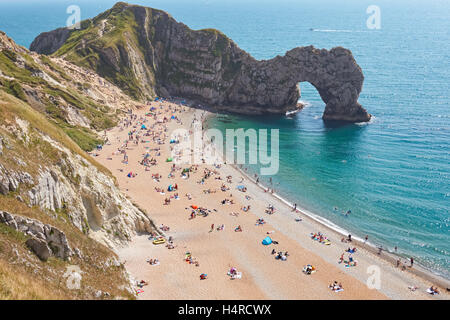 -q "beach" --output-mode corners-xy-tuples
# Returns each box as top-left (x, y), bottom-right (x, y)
(94, 100), (449, 300)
